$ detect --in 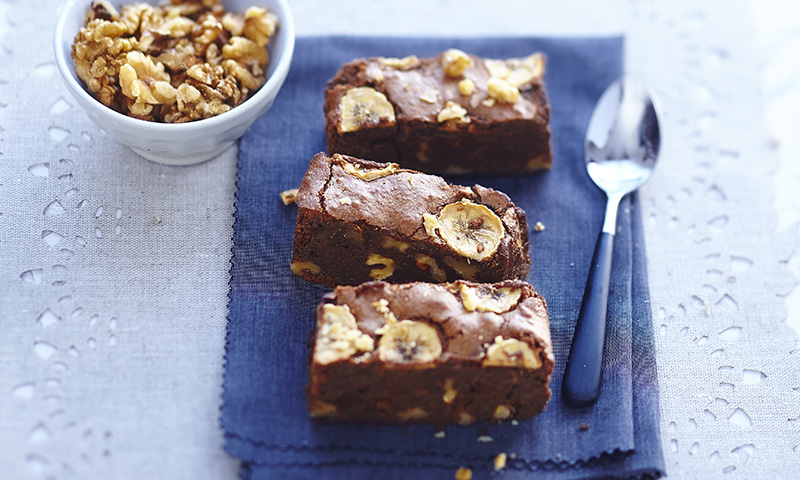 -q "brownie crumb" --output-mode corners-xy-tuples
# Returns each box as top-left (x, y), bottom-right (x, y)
(579, 422), (589, 431)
